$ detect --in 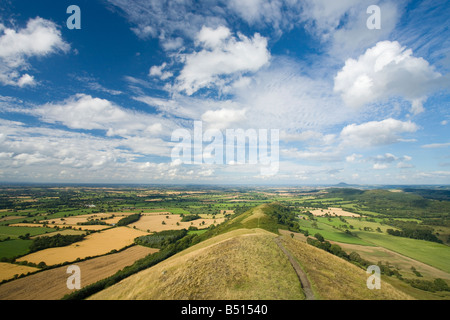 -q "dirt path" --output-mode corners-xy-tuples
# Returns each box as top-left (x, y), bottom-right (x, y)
(274, 236), (315, 300)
